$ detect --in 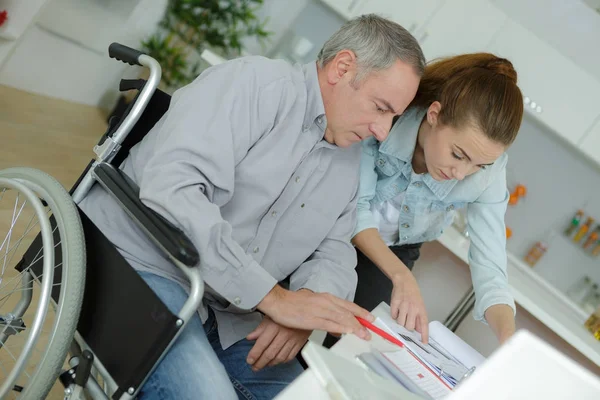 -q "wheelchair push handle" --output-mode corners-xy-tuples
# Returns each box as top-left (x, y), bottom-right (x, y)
(109, 42), (145, 66)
